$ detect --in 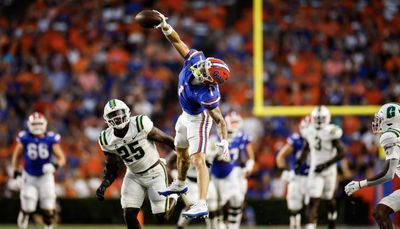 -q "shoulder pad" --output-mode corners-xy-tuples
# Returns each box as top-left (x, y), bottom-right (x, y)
(380, 130), (400, 150)
(328, 124), (343, 139)
(98, 129), (110, 147)
(134, 115), (153, 133)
